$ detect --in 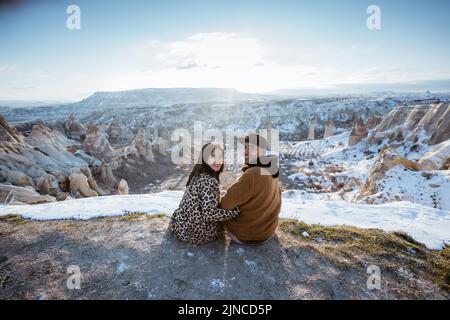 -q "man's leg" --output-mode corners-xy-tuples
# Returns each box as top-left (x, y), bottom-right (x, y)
(226, 229), (275, 246)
